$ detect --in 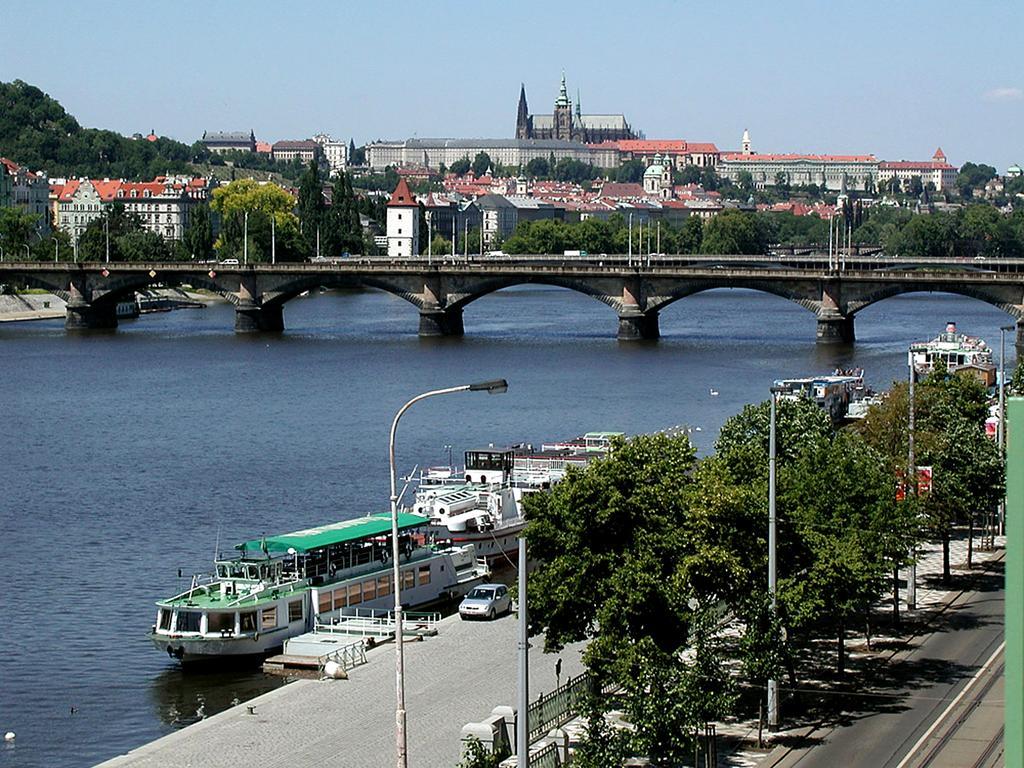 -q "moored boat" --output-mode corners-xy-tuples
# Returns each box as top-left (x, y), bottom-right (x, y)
(910, 322), (996, 386)
(412, 432), (620, 564)
(150, 512), (488, 664)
